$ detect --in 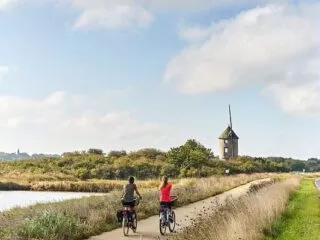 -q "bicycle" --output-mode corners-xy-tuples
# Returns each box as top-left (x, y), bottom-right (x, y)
(118, 197), (140, 236)
(159, 196), (177, 235)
